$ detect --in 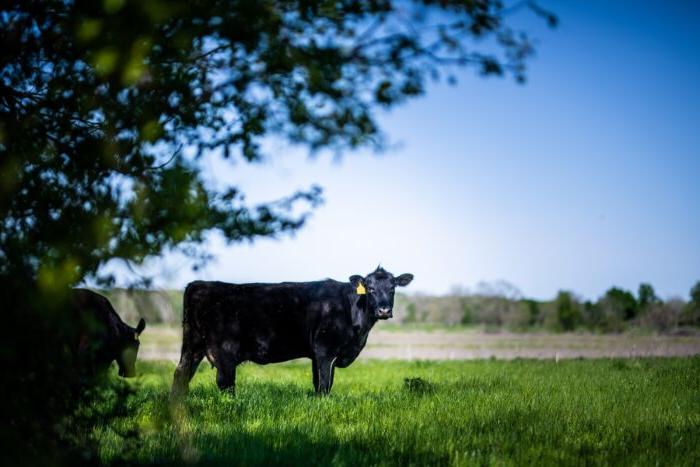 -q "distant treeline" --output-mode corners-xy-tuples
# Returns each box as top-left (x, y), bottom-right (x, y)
(100, 280), (700, 333)
(395, 281), (700, 333)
